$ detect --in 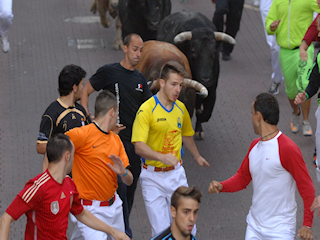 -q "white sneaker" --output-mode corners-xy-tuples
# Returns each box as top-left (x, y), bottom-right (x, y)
(302, 120), (312, 136)
(268, 81), (280, 95)
(1, 35), (10, 53)
(253, 0), (260, 7)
